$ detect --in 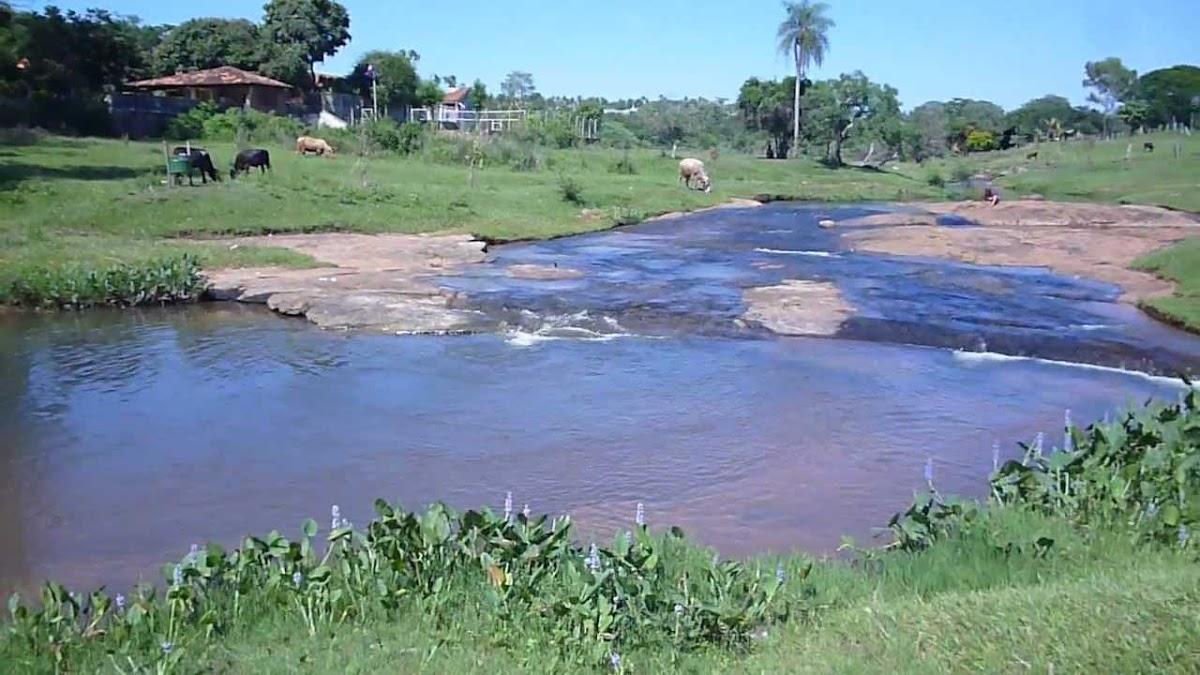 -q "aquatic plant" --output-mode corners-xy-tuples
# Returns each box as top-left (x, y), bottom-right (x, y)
(893, 386), (1200, 550)
(0, 255), (207, 309)
(4, 498), (793, 671)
